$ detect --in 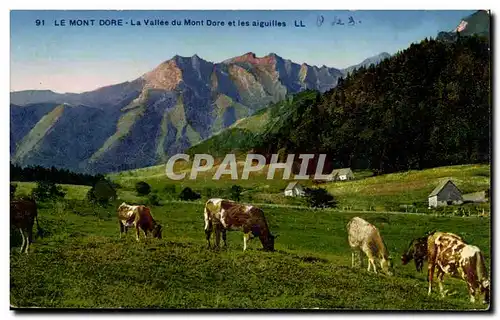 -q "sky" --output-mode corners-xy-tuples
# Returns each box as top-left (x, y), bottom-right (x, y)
(10, 10), (476, 93)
